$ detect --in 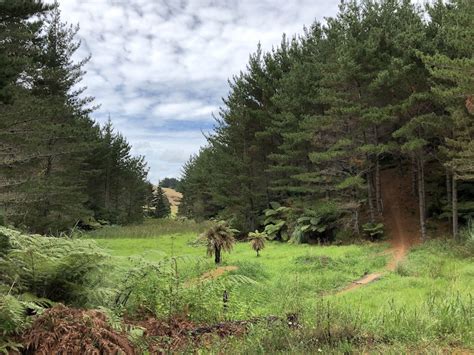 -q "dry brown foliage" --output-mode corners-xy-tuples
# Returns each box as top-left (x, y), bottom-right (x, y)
(466, 95), (474, 115)
(127, 315), (247, 352)
(20, 305), (135, 355)
(18, 305), (295, 354)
